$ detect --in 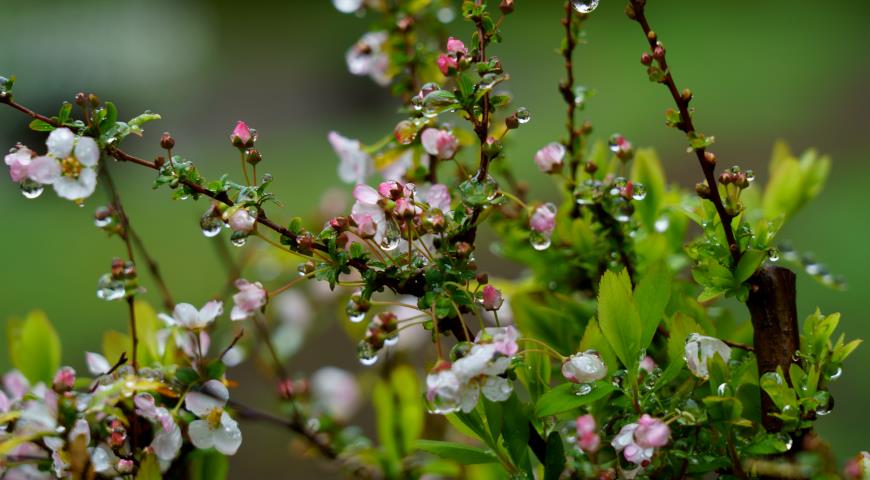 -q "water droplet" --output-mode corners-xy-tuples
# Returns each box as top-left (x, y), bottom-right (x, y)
(231, 235), (247, 247)
(357, 340), (379, 366)
(829, 367), (842, 381)
(19, 180), (44, 199)
(529, 231), (551, 251)
(200, 214), (223, 238)
(573, 86), (588, 106)
(573, 383), (593, 396)
(380, 221), (401, 251)
(571, 0), (599, 14)
(745, 169), (755, 183)
(96, 274), (126, 301)
(410, 95), (424, 111)
(654, 217), (670, 232)
(384, 330), (399, 347)
(614, 211), (631, 223)
(805, 263), (821, 276)
(768, 248), (780, 262)
(716, 383), (732, 397)
(346, 300), (367, 323)
(307, 417), (321, 431)
(631, 183), (647, 201)
(393, 120), (417, 145)
(515, 107), (531, 124)
(94, 216), (113, 228)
